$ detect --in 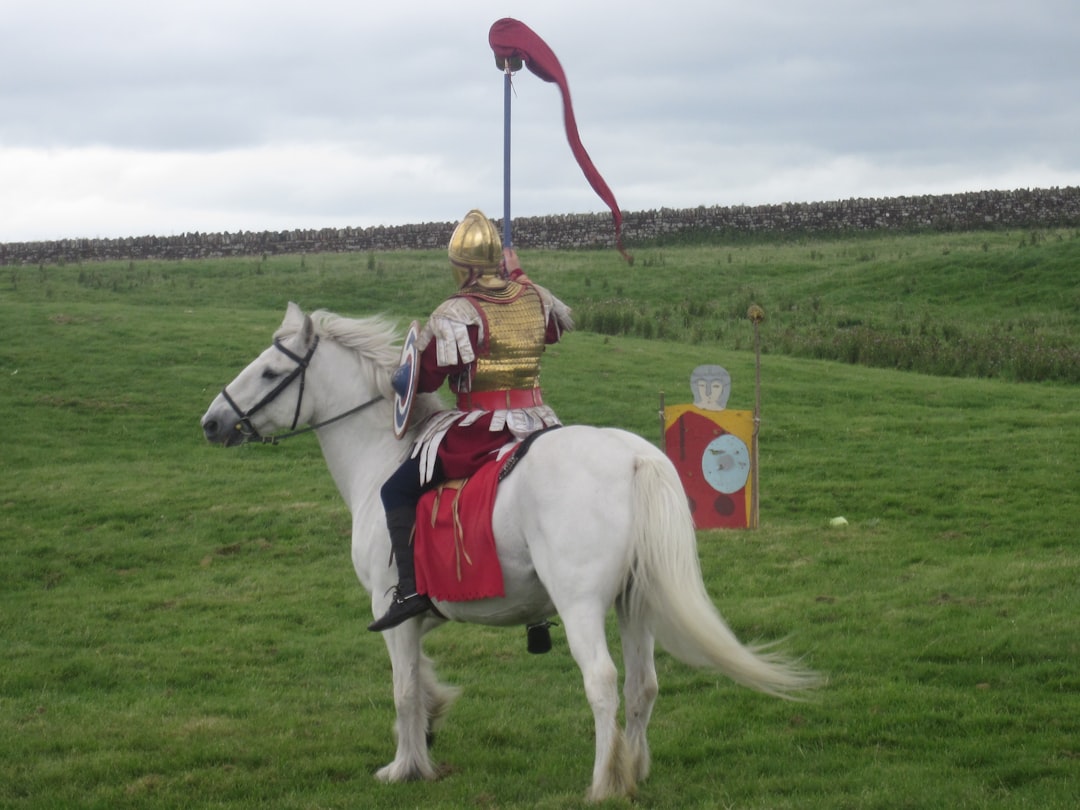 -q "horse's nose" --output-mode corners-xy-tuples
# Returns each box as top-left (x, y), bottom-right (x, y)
(203, 413), (249, 446)
(202, 417), (220, 441)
